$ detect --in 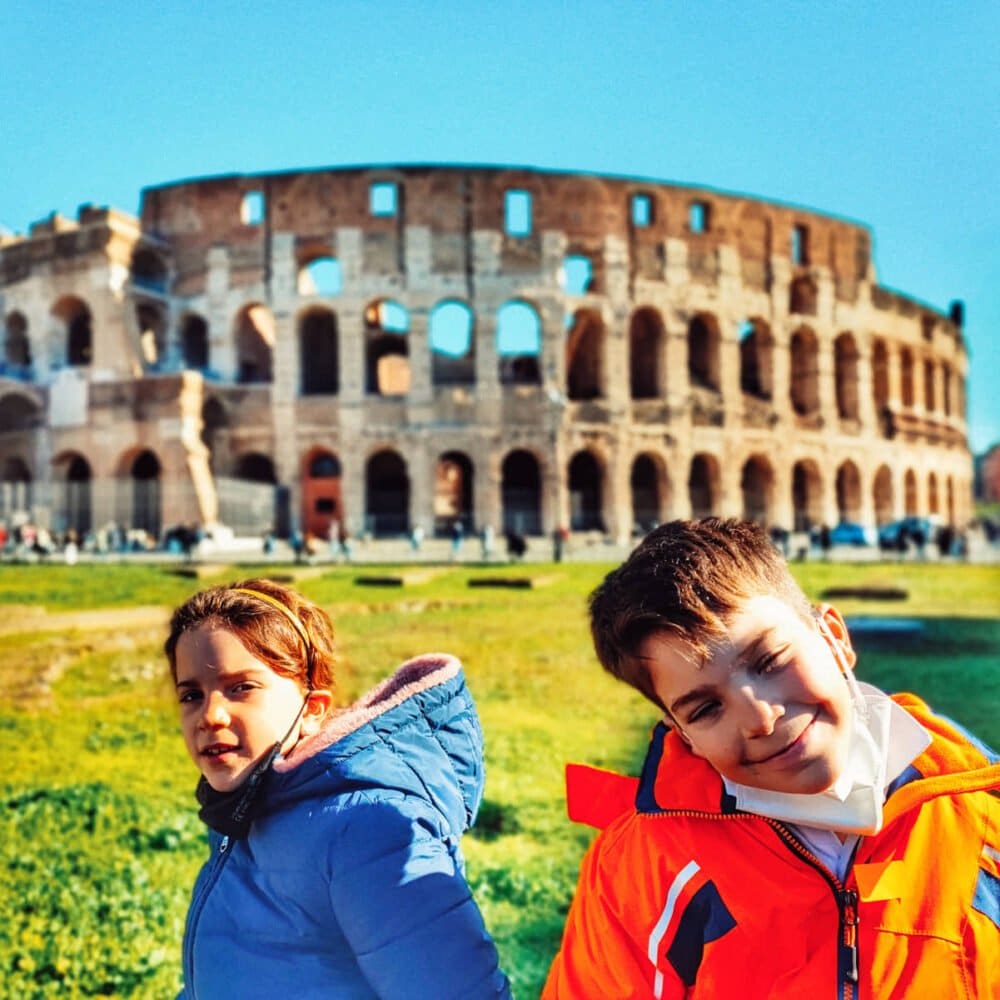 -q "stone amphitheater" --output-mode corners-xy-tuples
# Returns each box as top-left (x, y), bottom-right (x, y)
(0, 165), (973, 547)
